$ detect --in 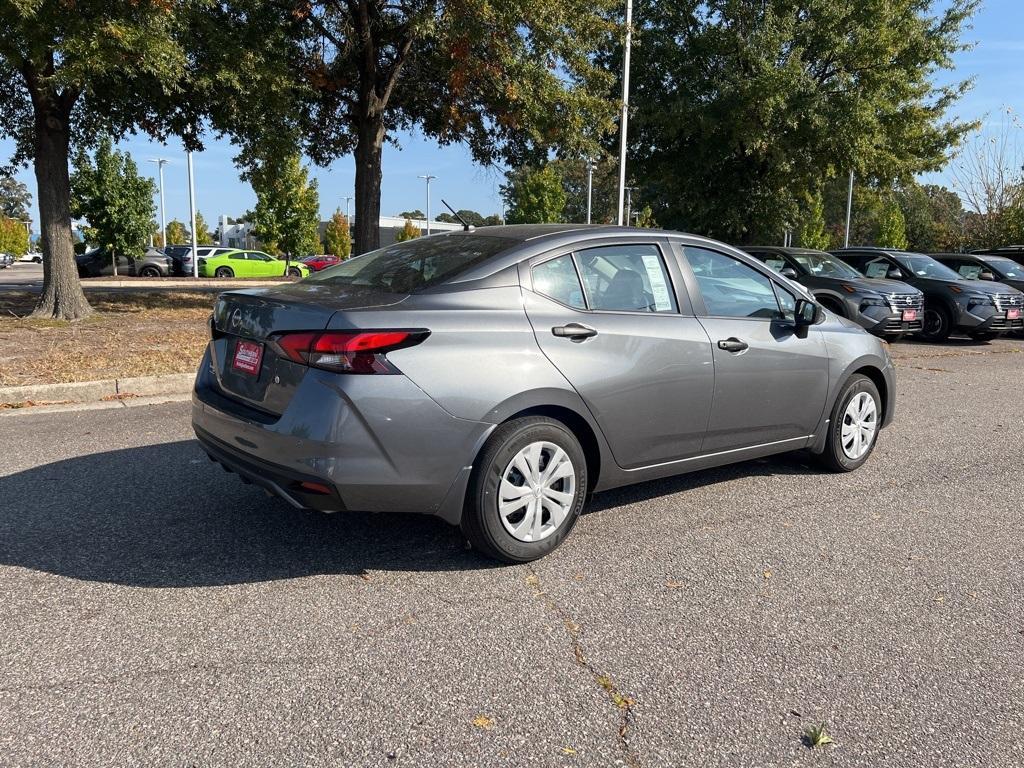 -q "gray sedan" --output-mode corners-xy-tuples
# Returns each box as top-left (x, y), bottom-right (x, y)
(192, 226), (896, 562)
